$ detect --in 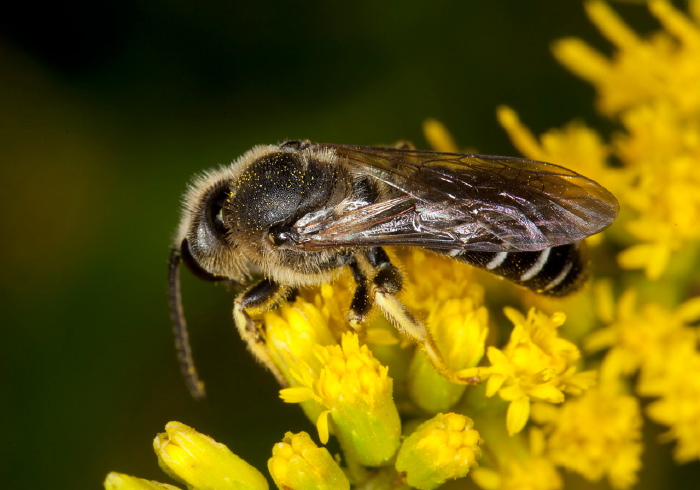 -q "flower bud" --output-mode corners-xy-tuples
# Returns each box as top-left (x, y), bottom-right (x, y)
(409, 298), (488, 413)
(268, 432), (349, 490)
(153, 421), (268, 490)
(396, 413), (481, 490)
